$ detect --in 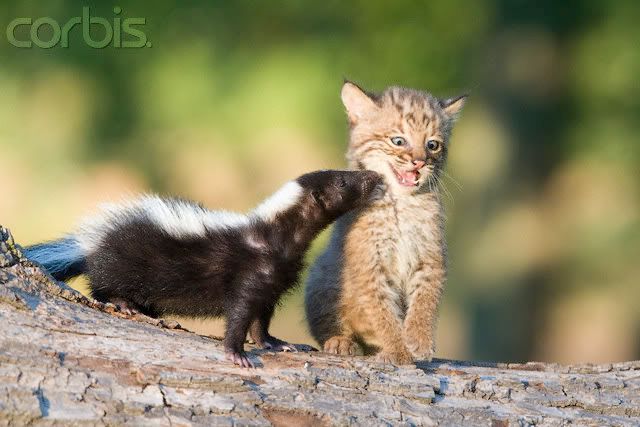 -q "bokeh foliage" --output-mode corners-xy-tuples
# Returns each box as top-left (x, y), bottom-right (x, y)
(1, 1), (638, 363)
